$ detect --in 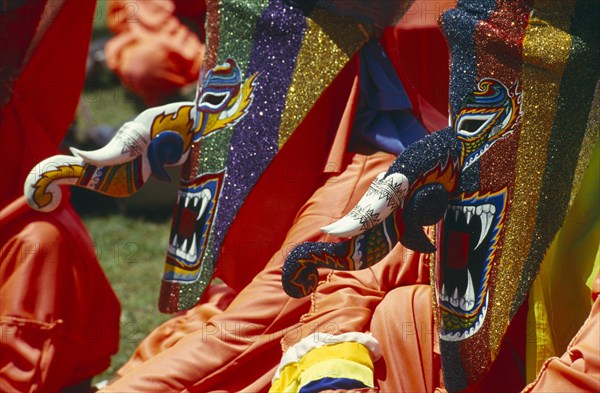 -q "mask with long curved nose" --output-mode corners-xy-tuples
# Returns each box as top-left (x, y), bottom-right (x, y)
(24, 59), (251, 214)
(25, 101), (195, 212)
(25, 0), (407, 314)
